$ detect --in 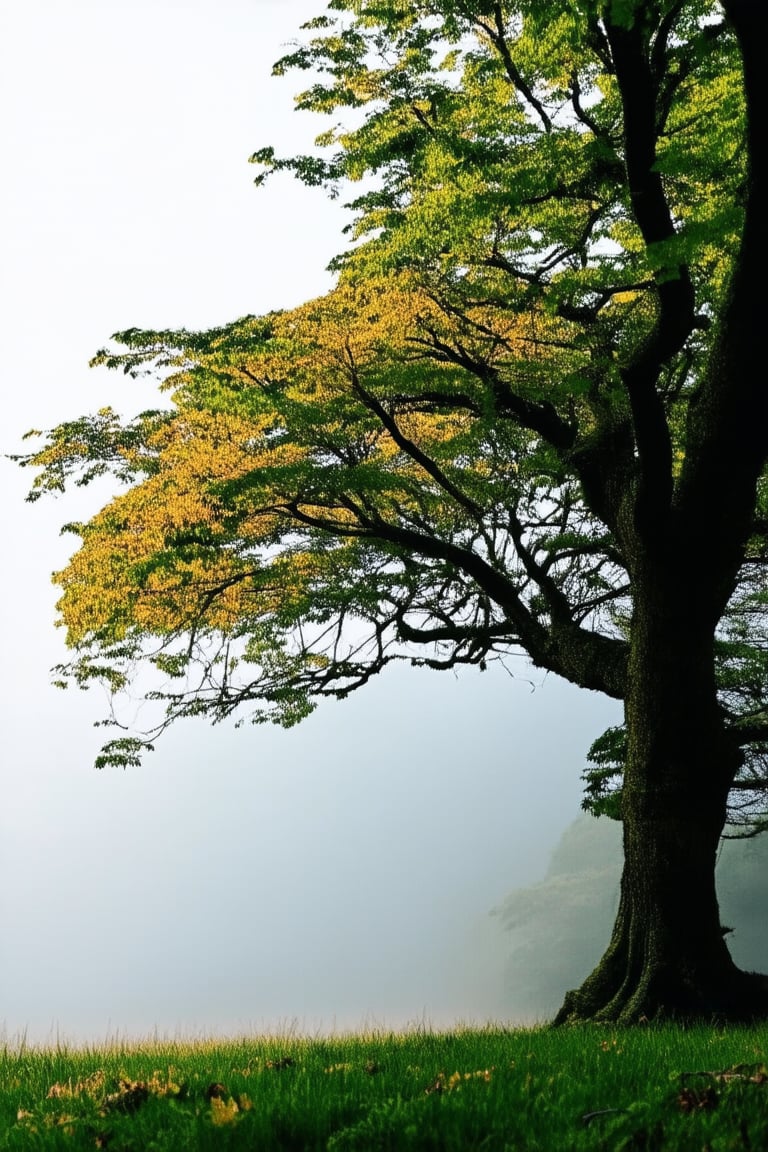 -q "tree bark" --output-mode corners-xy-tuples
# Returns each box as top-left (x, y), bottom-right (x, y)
(554, 578), (768, 1023)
